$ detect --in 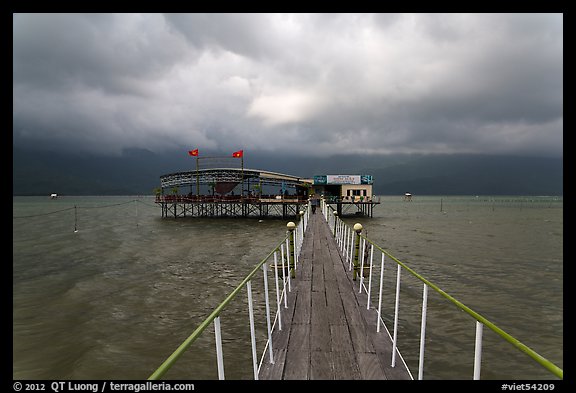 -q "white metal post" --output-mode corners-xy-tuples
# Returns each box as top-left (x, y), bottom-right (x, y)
(273, 251), (282, 331)
(285, 238), (291, 292)
(246, 281), (259, 379)
(349, 232), (354, 271)
(214, 316), (225, 379)
(359, 237), (366, 293)
(377, 253), (386, 332)
(392, 264), (401, 367)
(344, 225), (349, 259)
(418, 284), (429, 380)
(473, 321), (484, 380)
(347, 225), (352, 262)
(280, 244), (288, 308)
(367, 244), (374, 309)
(343, 222), (346, 250)
(294, 228), (299, 271)
(341, 224), (346, 255)
(262, 263), (274, 364)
